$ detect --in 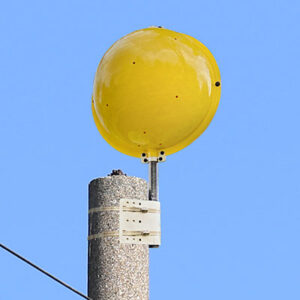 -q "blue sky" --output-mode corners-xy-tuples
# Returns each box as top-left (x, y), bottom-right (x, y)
(0, 0), (299, 299)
